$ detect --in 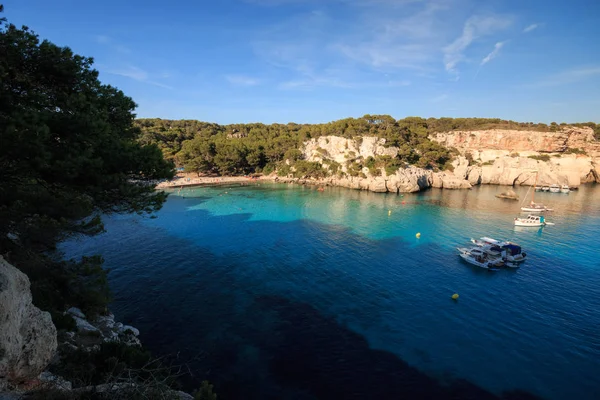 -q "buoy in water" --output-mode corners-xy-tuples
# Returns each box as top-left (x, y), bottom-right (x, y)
(416, 232), (421, 238)
(452, 293), (459, 300)
(388, 210), (392, 216)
